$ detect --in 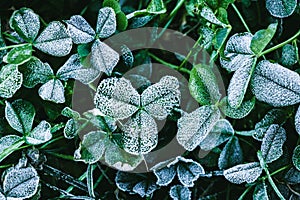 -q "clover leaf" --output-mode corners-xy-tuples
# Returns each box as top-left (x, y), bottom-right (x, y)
(0, 64), (22, 98)
(169, 185), (192, 200)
